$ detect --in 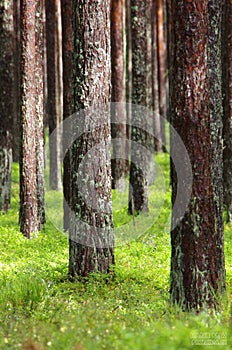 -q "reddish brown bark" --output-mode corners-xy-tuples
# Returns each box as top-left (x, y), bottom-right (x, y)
(35, 0), (46, 228)
(19, 0), (38, 237)
(152, 0), (162, 152)
(69, 0), (114, 277)
(111, 0), (127, 190)
(170, 0), (225, 310)
(12, 0), (20, 162)
(61, 0), (72, 231)
(0, 0), (14, 212)
(128, 0), (154, 214)
(222, 0), (232, 223)
(45, 0), (63, 191)
(157, 0), (167, 151)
